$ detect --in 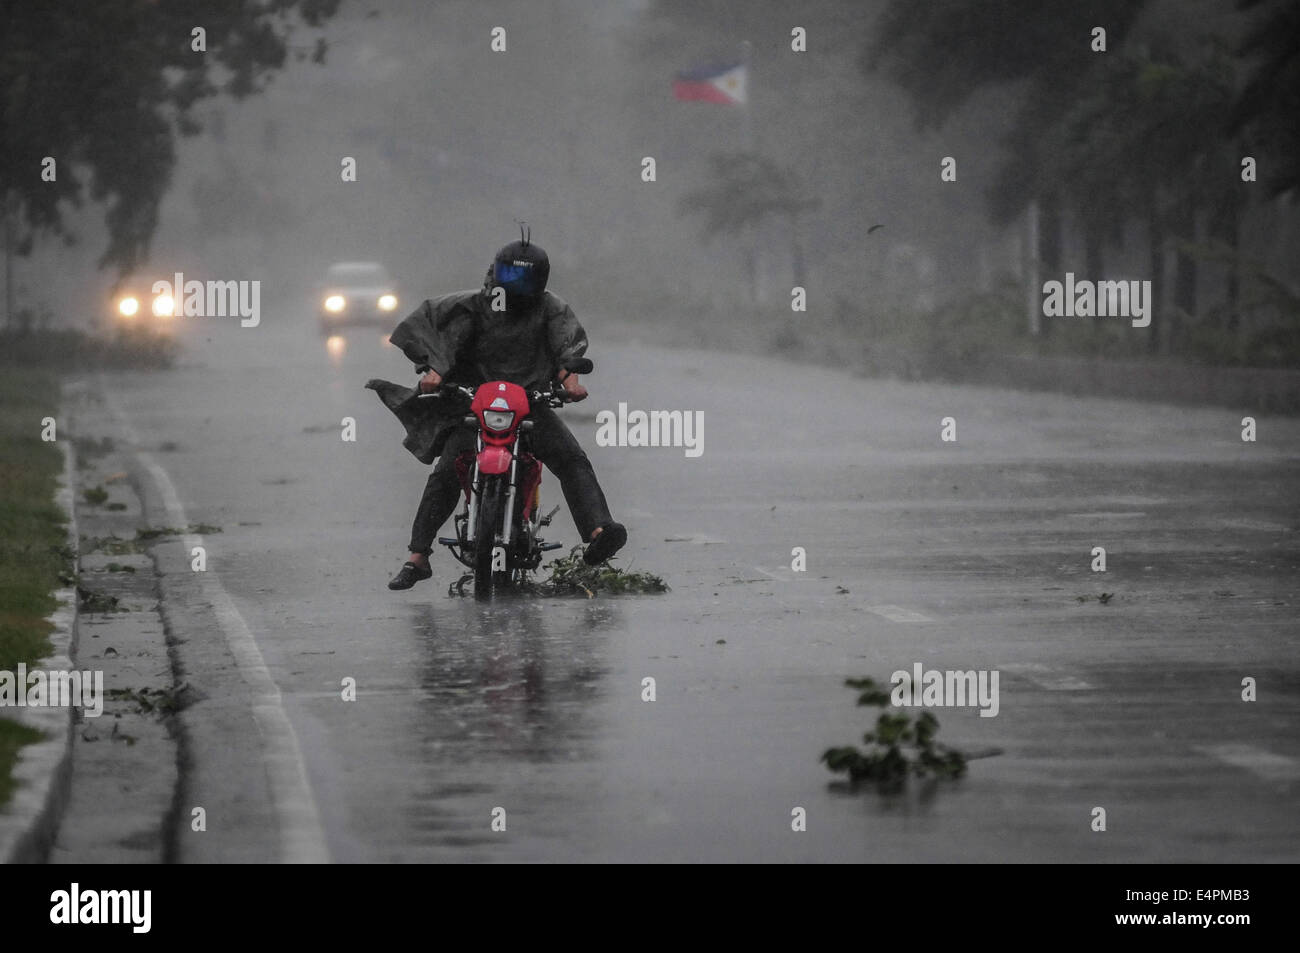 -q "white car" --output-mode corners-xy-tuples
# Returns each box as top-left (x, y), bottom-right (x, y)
(319, 261), (400, 333)
(108, 278), (178, 337)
